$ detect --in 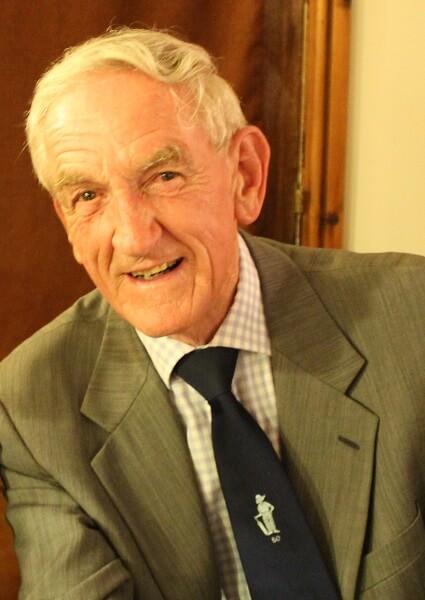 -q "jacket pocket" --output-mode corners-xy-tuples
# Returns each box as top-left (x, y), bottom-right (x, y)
(358, 505), (425, 599)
